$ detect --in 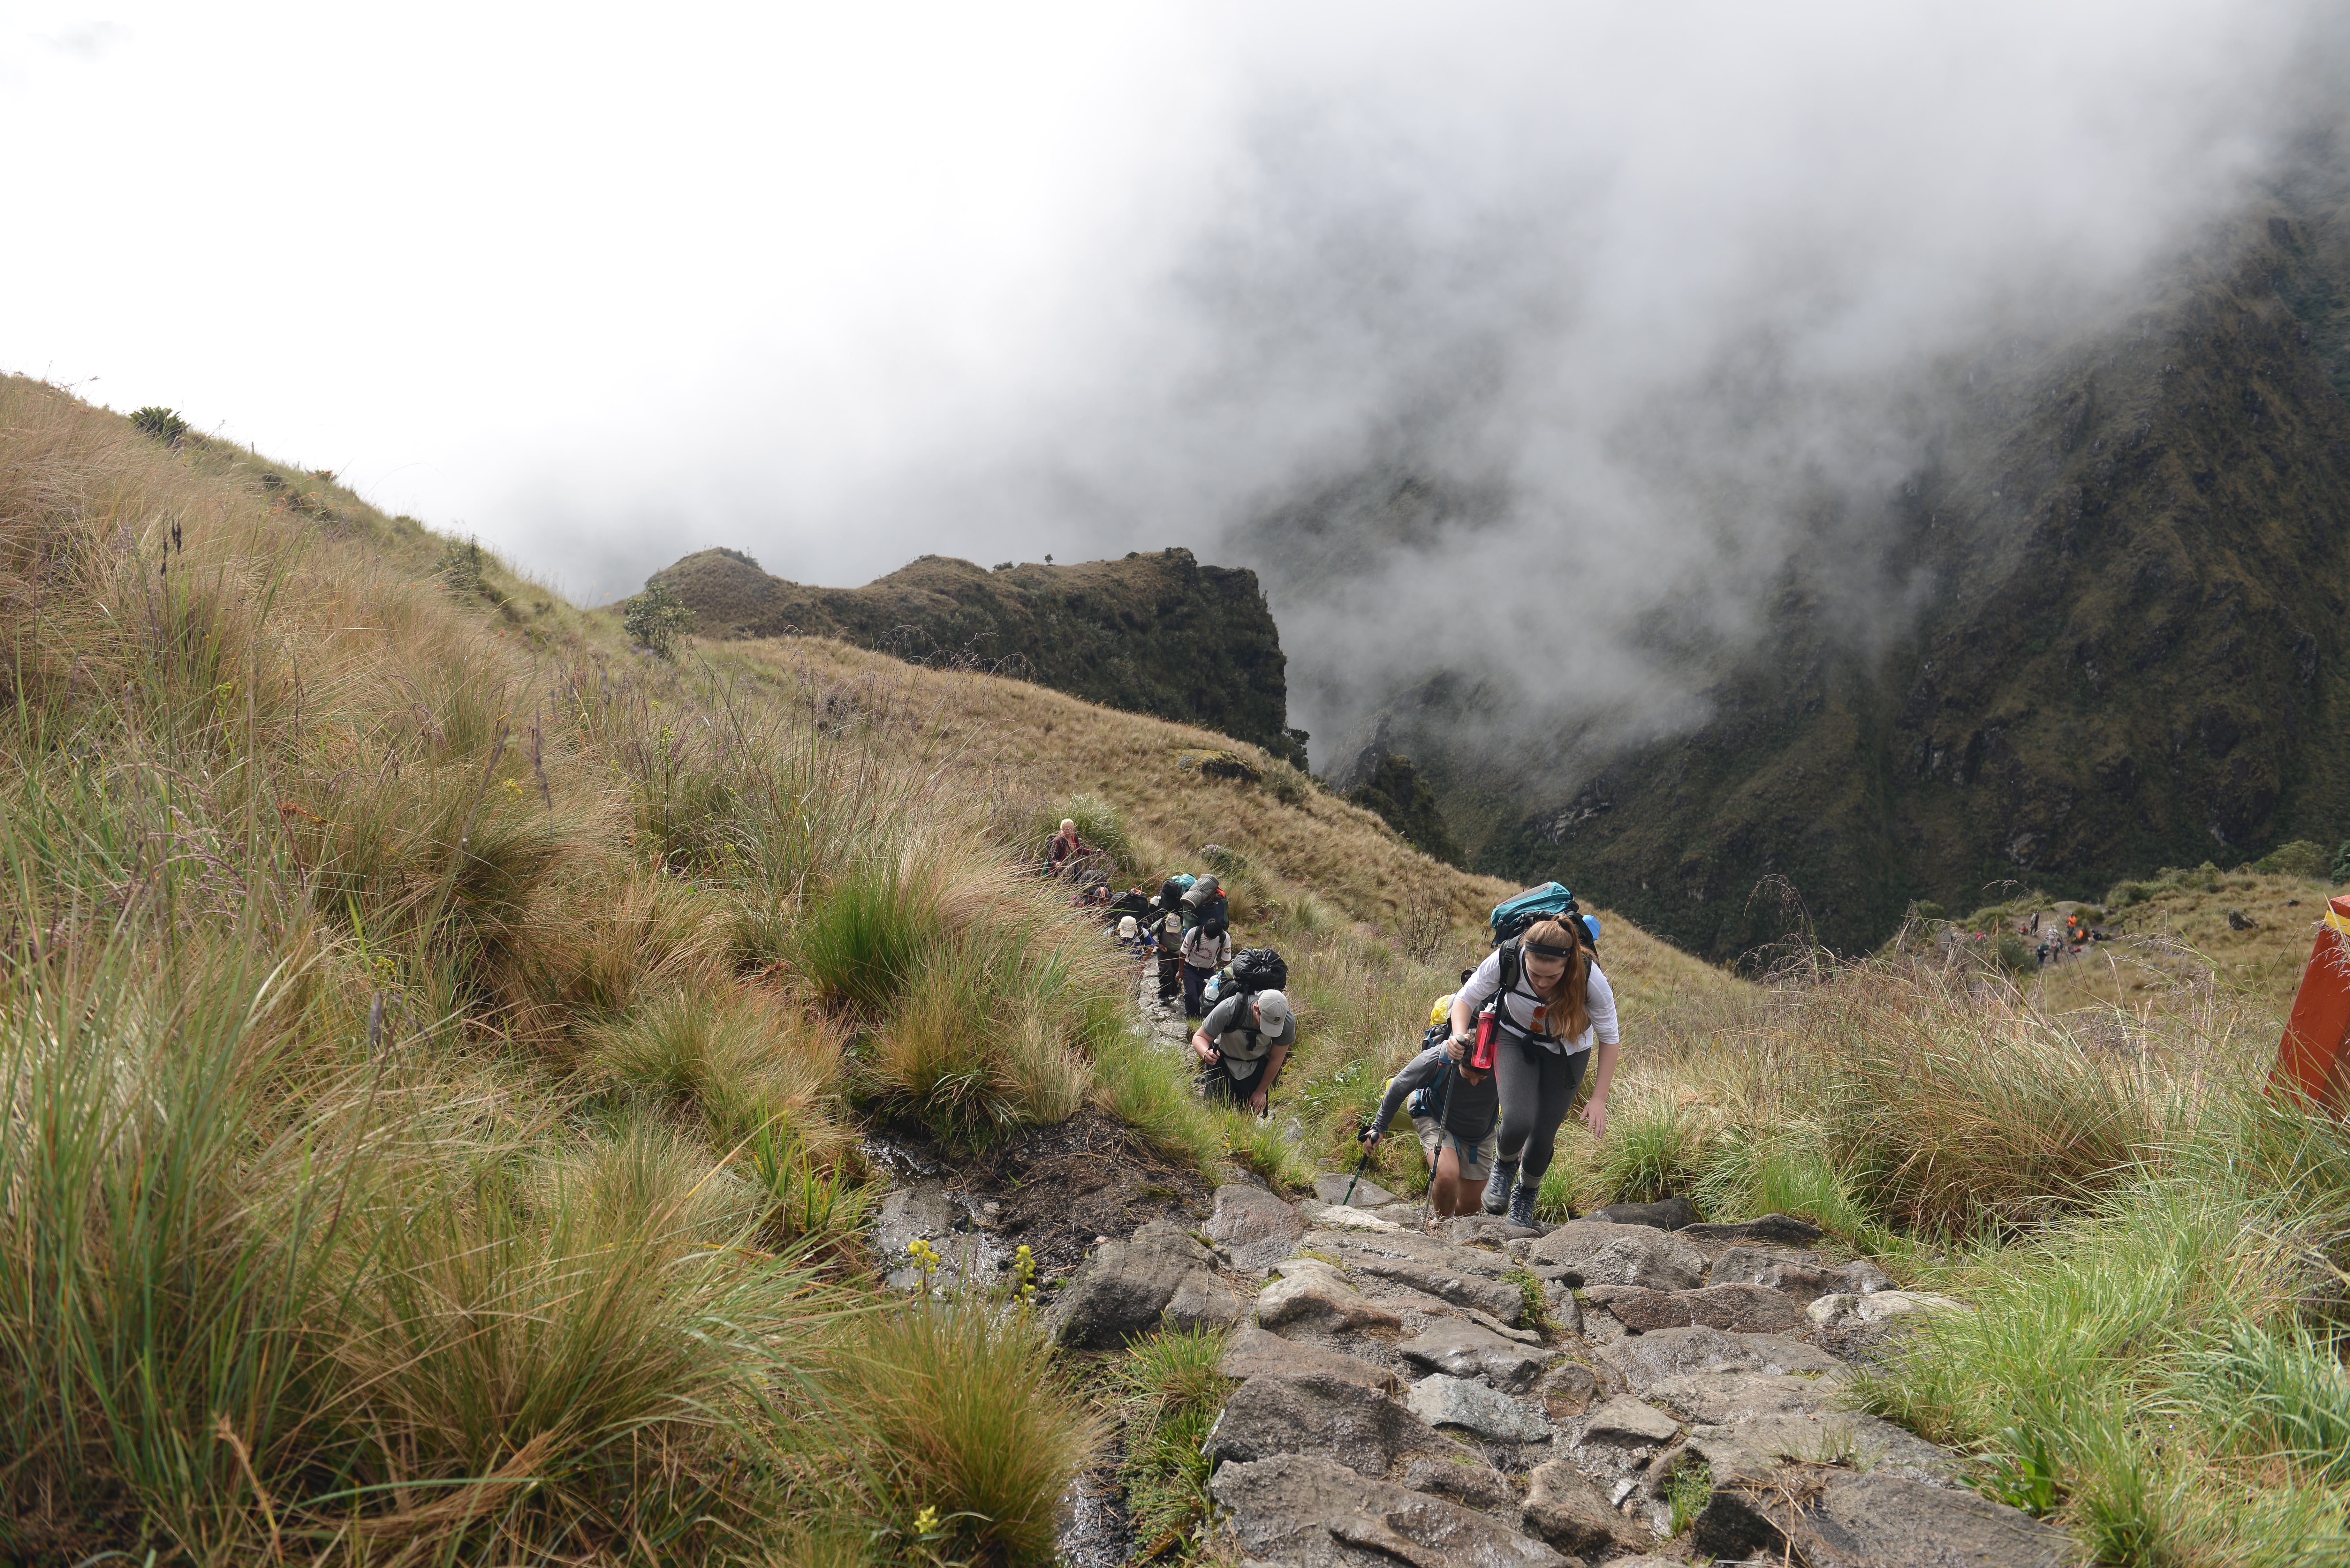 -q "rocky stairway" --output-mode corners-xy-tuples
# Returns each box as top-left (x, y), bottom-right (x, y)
(1045, 1182), (2066, 1568)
